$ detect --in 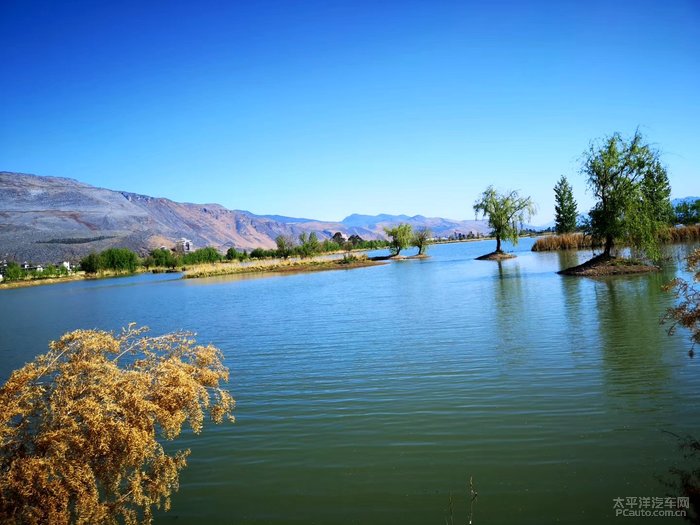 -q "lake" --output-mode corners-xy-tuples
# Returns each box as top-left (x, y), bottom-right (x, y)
(1, 238), (699, 524)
